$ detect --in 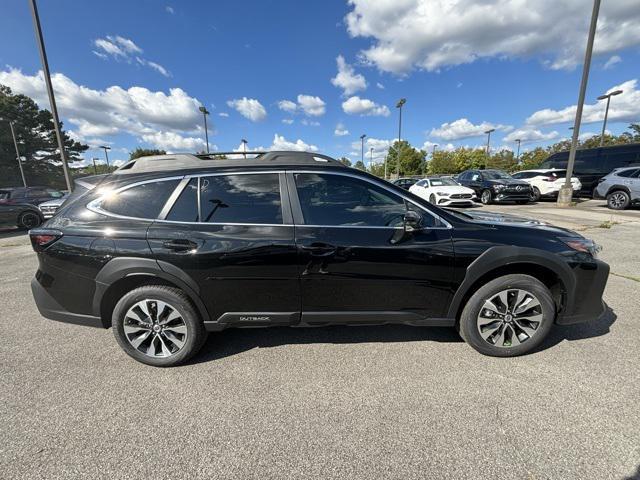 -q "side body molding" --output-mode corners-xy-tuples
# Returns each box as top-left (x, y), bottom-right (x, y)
(446, 245), (576, 320)
(92, 257), (211, 323)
